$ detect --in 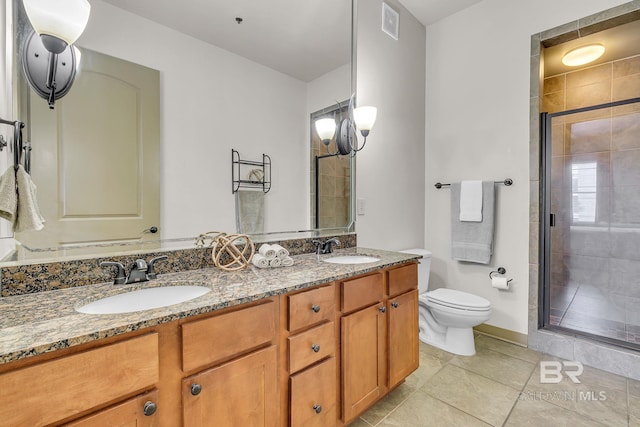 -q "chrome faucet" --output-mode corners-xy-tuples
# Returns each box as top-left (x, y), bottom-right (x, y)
(99, 255), (168, 285)
(312, 238), (341, 255)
